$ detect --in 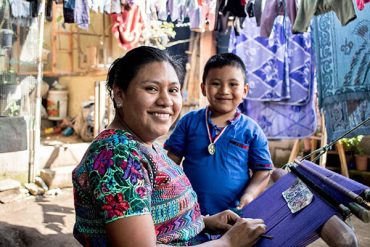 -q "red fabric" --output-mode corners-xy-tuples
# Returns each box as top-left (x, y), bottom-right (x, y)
(356, 0), (370, 10)
(241, 0), (247, 5)
(111, 4), (144, 50)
